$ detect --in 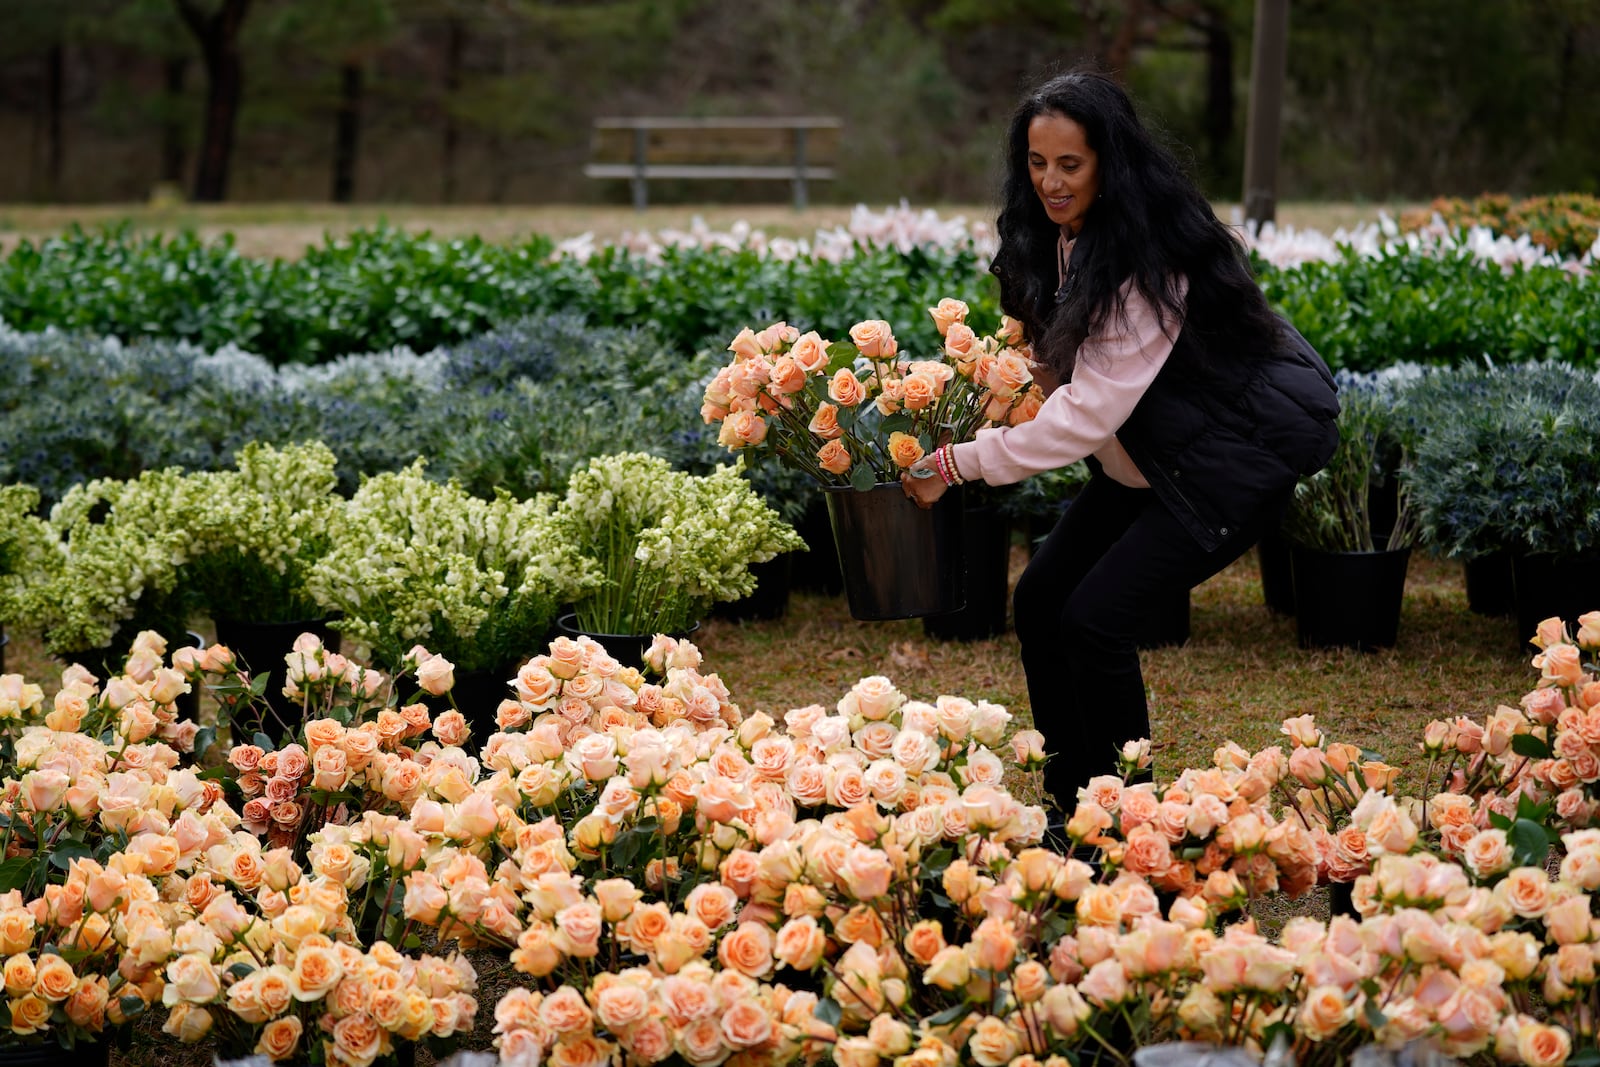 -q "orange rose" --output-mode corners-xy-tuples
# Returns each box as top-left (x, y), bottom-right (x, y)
(888, 431), (925, 468)
(986, 352), (1033, 397)
(944, 322), (978, 362)
(774, 915), (827, 971)
(818, 440), (852, 476)
(769, 356), (808, 396)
